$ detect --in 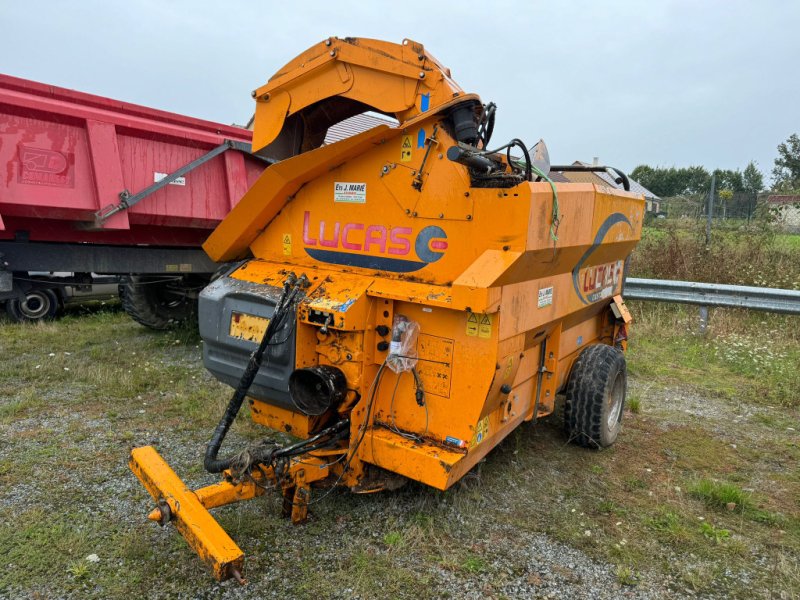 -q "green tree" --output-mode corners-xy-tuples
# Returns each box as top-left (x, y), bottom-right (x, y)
(684, 166), (712, 195)
(712, 169), (744, 193)
(771, 133), (800, 192)
(742, 161), (764, 193)
(630, 165), (710, 197)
